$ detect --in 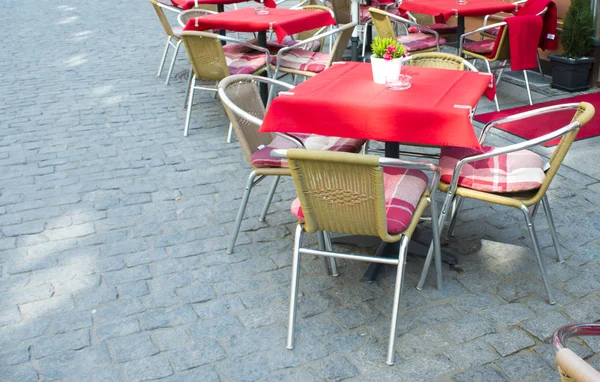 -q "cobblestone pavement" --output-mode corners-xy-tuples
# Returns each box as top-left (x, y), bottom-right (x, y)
(1, 1), (600, 381)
